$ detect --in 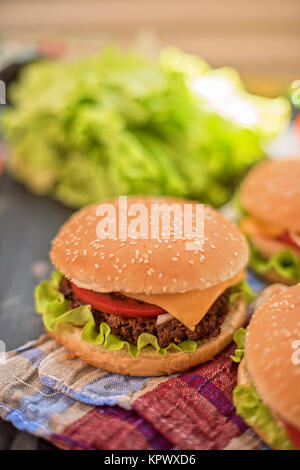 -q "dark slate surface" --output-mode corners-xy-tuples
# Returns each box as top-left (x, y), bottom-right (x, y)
(0, 170), (73, 449)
